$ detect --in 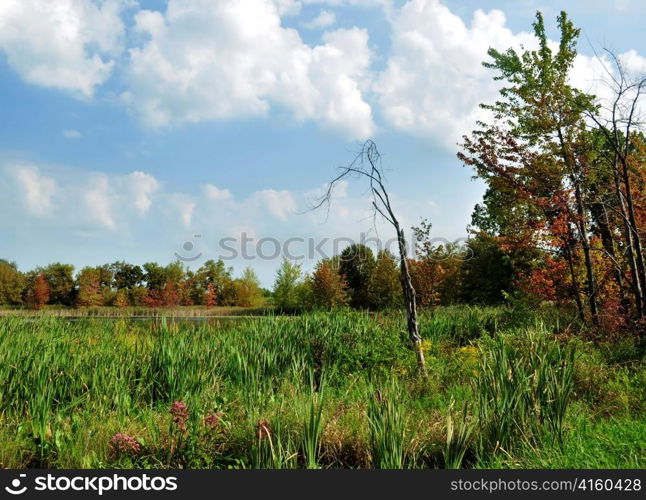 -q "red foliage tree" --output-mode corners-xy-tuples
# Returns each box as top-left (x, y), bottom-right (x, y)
(29, 273), (50, 310)
(204, 283), (218, 307)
